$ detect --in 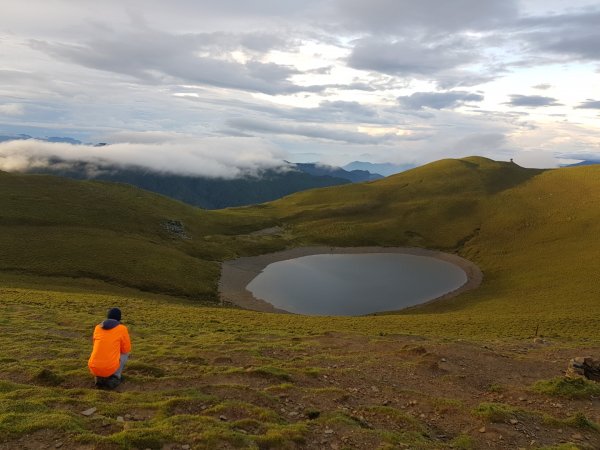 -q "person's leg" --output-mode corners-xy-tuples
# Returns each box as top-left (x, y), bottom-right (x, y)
(114, 353), (129, 379)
